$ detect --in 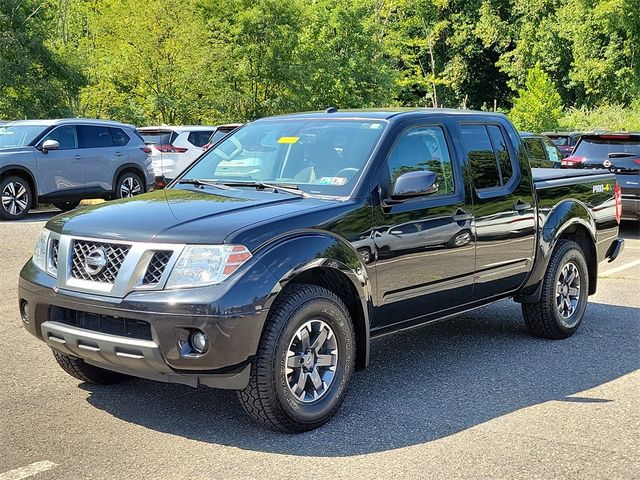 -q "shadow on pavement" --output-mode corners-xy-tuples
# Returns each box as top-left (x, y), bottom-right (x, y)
(82, 300), (639, 457)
